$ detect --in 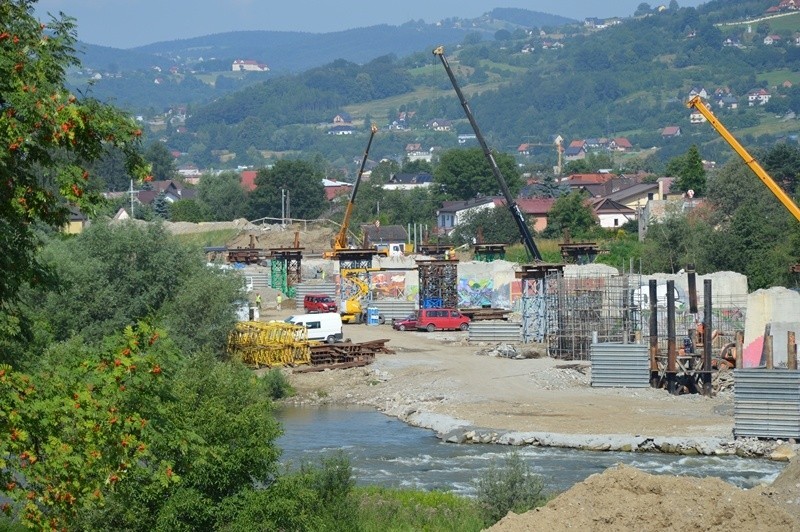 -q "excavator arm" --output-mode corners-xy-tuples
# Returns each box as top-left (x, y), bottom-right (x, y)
(687, 95), (800, 222)
(433, 46), (543, 262)
(329, 124), (379, 256)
